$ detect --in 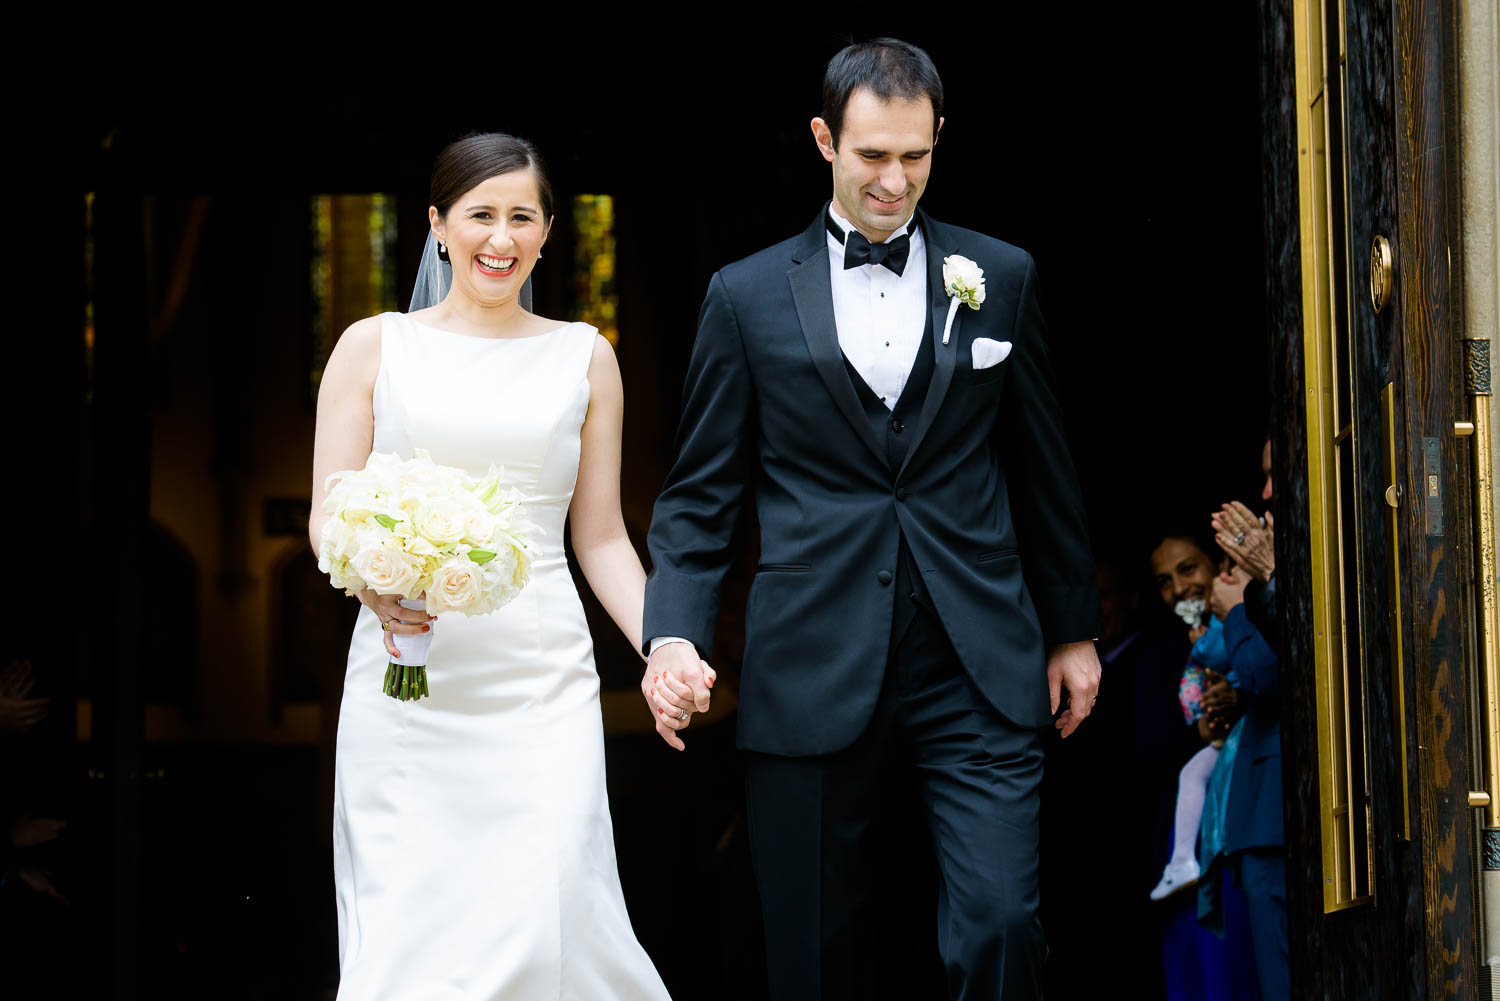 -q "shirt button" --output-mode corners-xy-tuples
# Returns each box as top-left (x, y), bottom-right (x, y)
(880, 292), (885, 298)
(885, 341), (891, 347)
(877, 570), (893, 586)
